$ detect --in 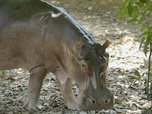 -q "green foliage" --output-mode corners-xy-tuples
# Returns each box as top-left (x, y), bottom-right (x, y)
(118, 0), (152, 55)
(0, 70), (5, 77)
(130, 70), (143, 86)
(150, 68), (152, 77)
